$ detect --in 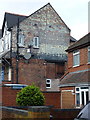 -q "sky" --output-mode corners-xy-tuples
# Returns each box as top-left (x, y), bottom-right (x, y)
(0, 0), (89, 40)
